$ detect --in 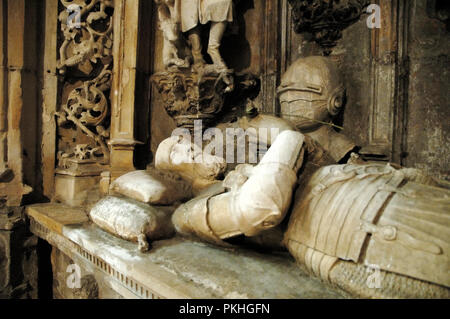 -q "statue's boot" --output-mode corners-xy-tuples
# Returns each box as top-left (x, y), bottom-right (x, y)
(188, 27), (205, 66)
(172, 130), (305, 245)
(207, 22), (227, 70)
